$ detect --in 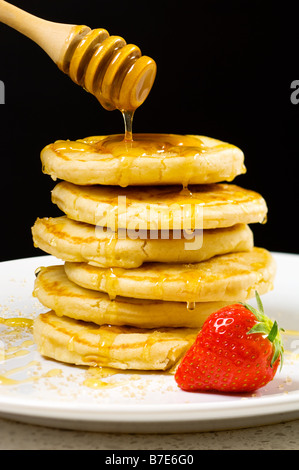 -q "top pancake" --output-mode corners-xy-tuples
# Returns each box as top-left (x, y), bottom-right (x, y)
(40, 134), (246, 186)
